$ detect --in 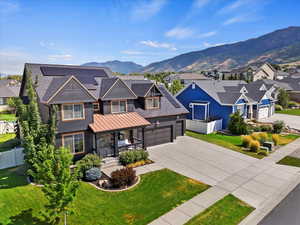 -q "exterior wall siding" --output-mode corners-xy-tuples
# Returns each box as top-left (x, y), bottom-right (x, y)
(103, 80), (136, 100)
(176, 84), (232, 129)
(56, 102), (94, 134)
